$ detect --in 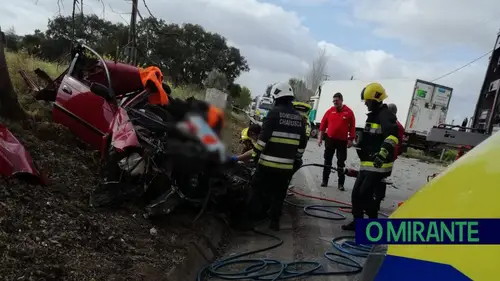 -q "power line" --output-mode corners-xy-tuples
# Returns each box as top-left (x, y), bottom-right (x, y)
(141, 0), (155, 19)
(431, 50), (493, 82)
(140, 0), (178, 36)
